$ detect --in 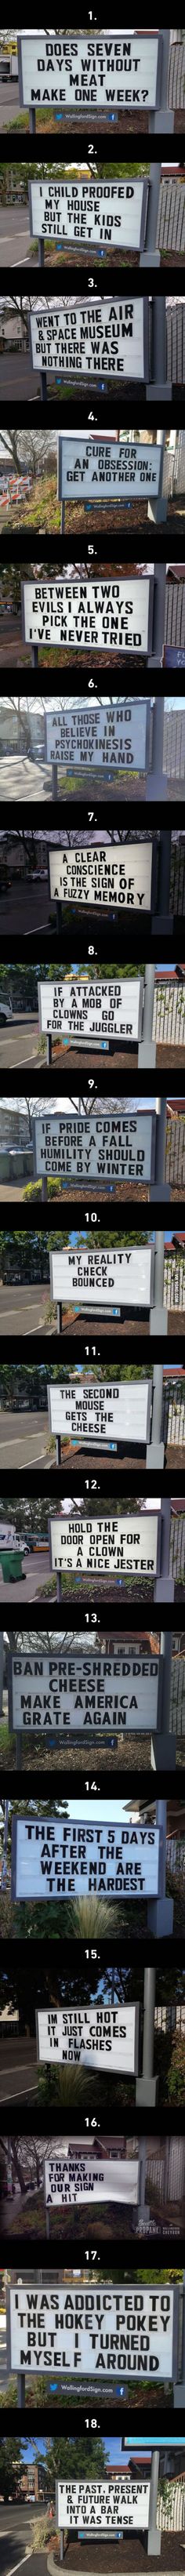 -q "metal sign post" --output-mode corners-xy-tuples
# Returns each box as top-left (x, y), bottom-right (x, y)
(174, 2272), (185, 2410)
(151, 1096), (170, 1204)
(154, 829), (172, 933)
(147, 1797), (173, 1937)
(150, 30), (173, 130)
(151, 1630), (175, 1773)
(150, 1231), (167, 1339)
(147, 1363), (164, 1470)
(147, 297), (171, 402)
(154, 1496), (175, 1604)
(148, 431), (167, 526)
(0, 1632), (3, 1719)
(147, 2452), (161, 2557)
(136, 1965), (158, 2109)
(147, 699), (168, 803)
